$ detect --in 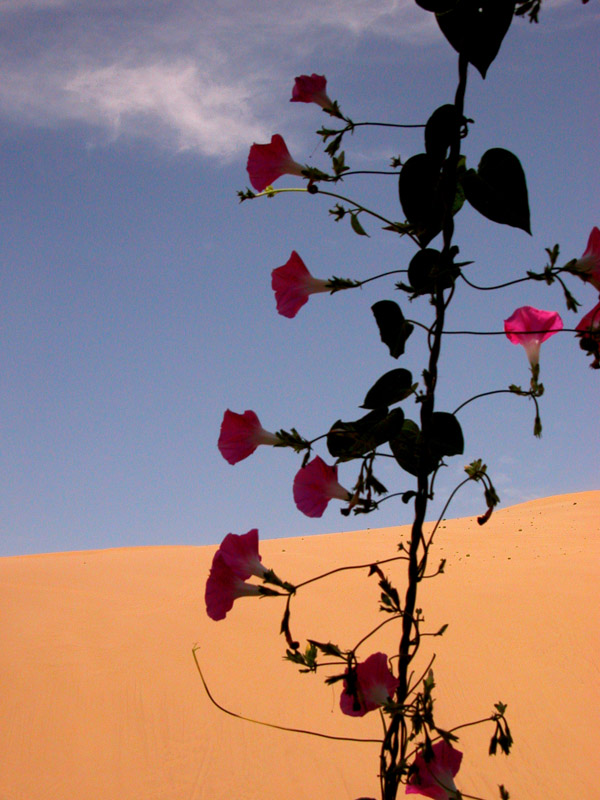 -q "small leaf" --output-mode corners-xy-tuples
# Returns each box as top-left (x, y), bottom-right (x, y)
(463, 148), (531, 234)
(372, 300), (414, 359)
(362, 369), (414, 409)
(350, 212), (369, 236)
(308, 640), (344, 658)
